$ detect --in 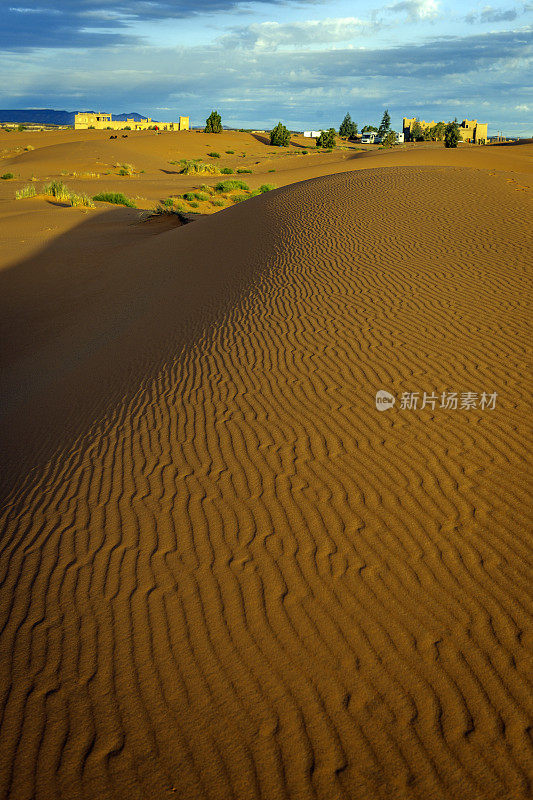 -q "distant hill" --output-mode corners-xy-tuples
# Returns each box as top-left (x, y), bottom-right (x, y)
(0, 109), (152, 125)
